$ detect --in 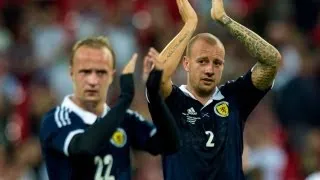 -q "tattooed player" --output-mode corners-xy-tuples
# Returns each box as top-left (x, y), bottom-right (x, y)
(144, 0), (282, 179)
